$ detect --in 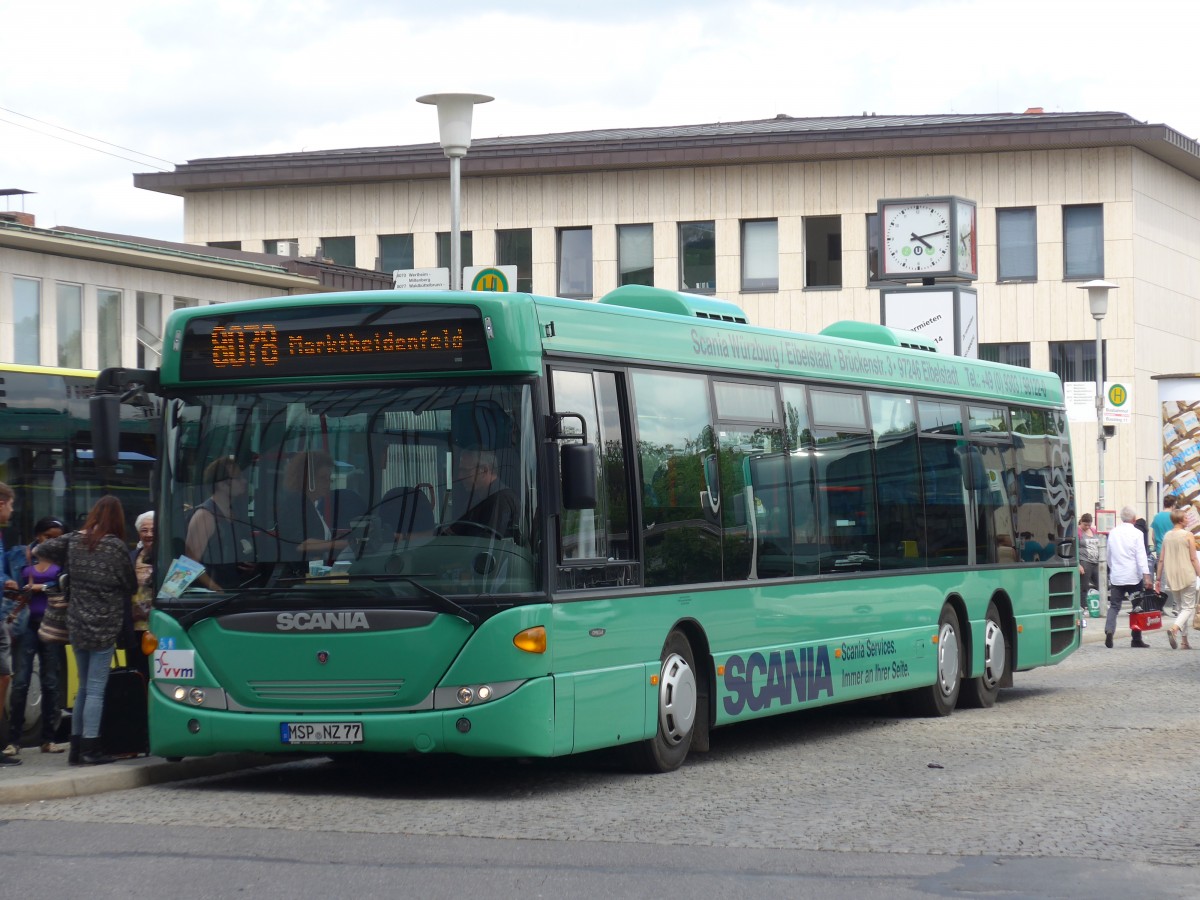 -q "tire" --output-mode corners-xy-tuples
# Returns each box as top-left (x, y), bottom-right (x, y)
(901, 604), (962, 717)
(960, 602), (1008, 709)
(626, 630), (698, 773)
